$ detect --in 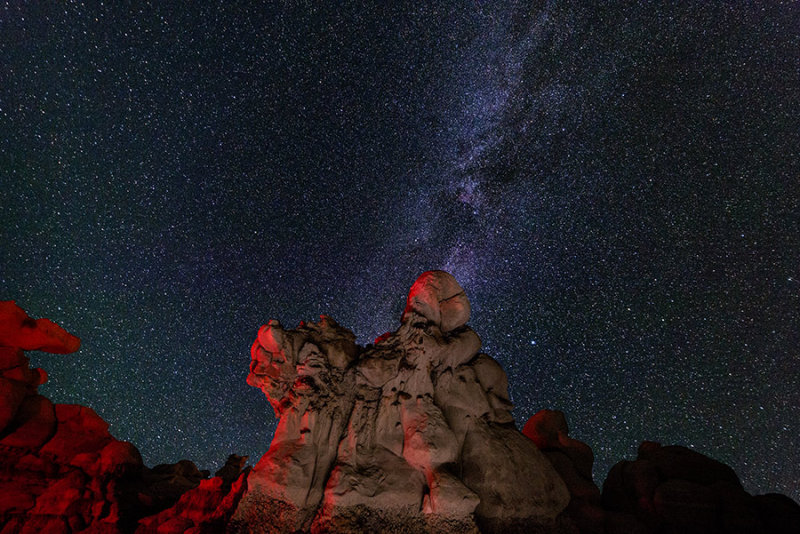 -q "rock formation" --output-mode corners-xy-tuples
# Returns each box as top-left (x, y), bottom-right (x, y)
(600, 441), (800, 534)
(0, 301), (142, 532)
(524, 410), (605, 534)
(0, 301), (246, 534)
(232, 271), (570, 533)
(2, 284), (799, 534)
